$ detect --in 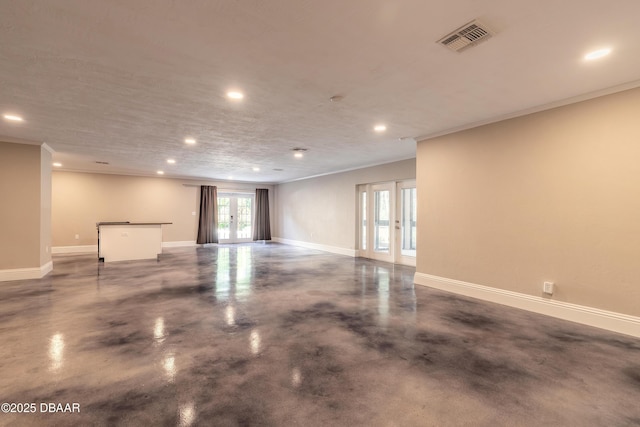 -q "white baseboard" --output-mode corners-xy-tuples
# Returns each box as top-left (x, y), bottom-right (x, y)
(162, 241), (197, 248)
(52, 245), (98, 254)
(273, 237), (357, 257)
(53, 241), (196, 254)
(0, 261), (53, 282)
(414, 272), (640, 338)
